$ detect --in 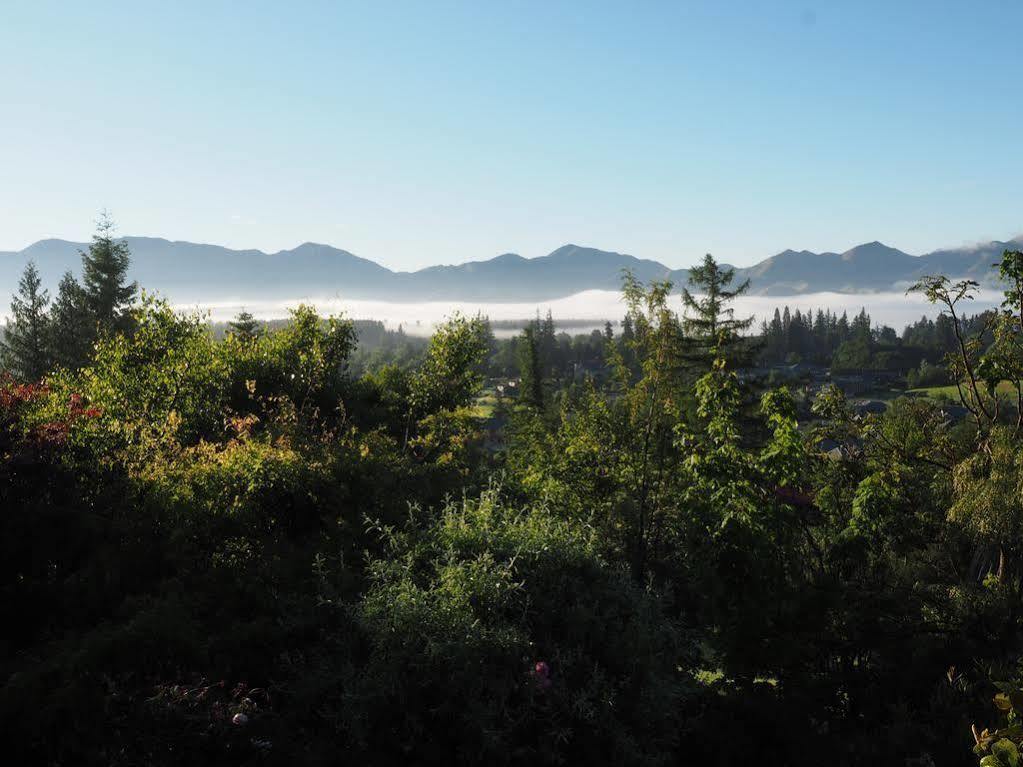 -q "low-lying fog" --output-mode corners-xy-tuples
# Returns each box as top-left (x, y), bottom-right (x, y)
(186, 288), (1007, 338)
